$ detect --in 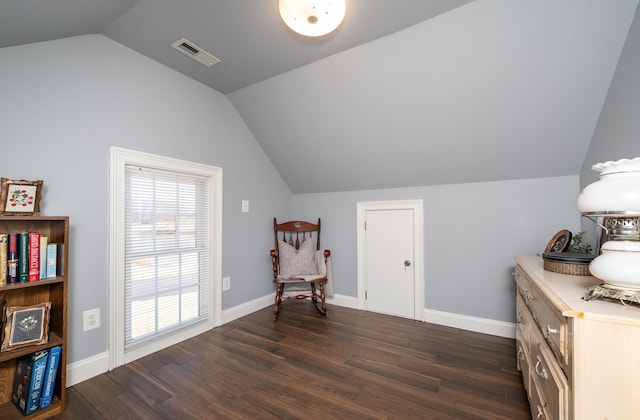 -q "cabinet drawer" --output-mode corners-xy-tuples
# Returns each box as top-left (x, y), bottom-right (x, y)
(515, 266), (531, 300)
(515, 328), (530, 396)
(529, 283), (568, 366)
(529, 381), (553, 420)
(531, 325), (569, 420)
(516, 293), (531, 348)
